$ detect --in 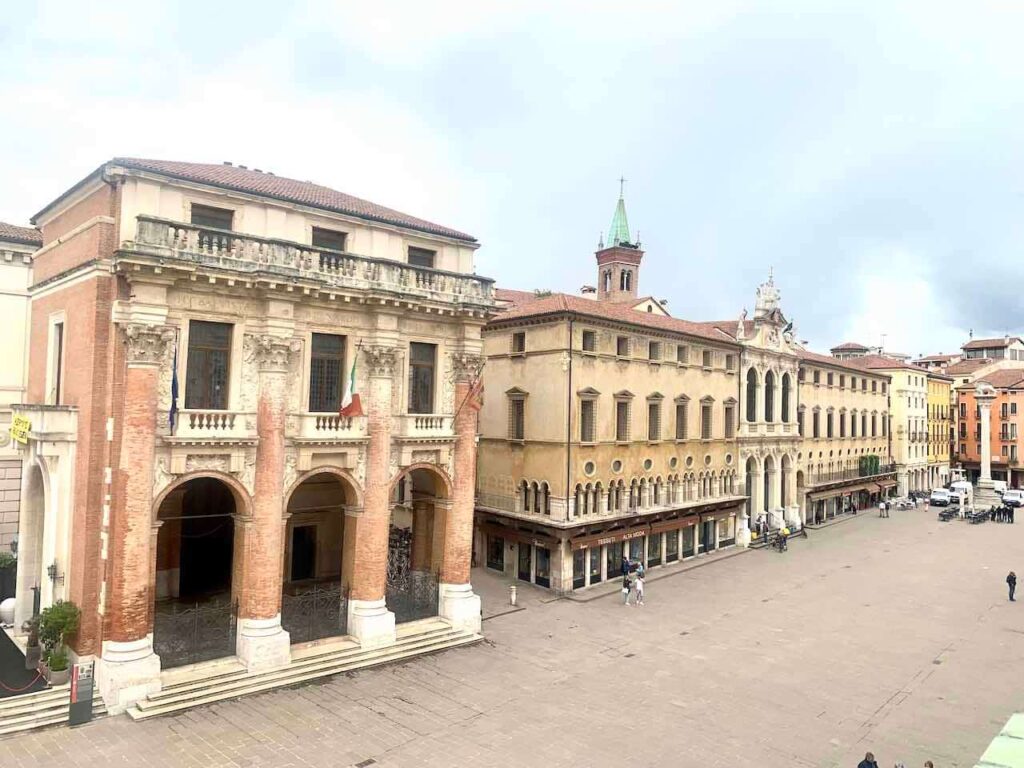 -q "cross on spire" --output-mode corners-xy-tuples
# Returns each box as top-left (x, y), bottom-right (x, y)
(619, 175), (626, 198)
